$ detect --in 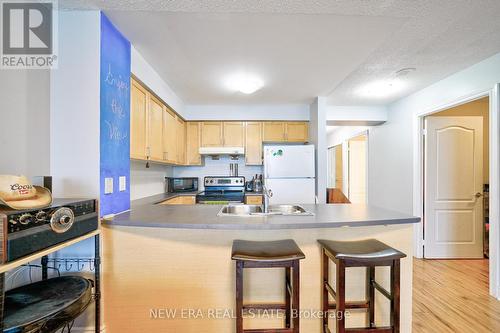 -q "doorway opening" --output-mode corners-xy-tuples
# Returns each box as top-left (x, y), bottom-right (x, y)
(327, 129), (368, 204)
(347, 133), (368, 204)
(422, 97), (489, 259)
